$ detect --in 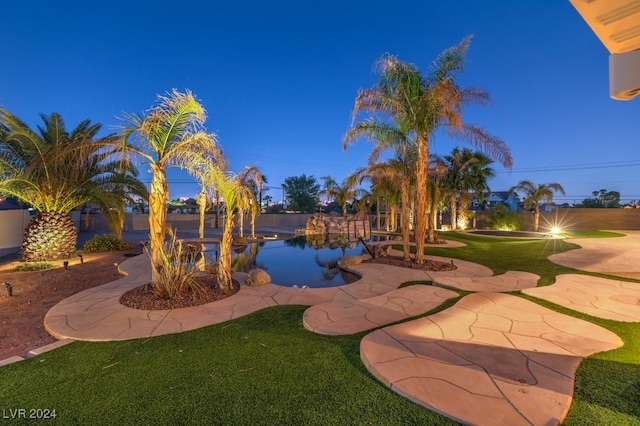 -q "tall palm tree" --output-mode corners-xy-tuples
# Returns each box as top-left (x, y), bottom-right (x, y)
(510, 180), (565, 232)
(0, 109), (146, 261)
(438, 147), (495, 230)
(345, 37), (512, 263)
(119, 89), (225, 291)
